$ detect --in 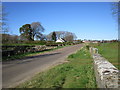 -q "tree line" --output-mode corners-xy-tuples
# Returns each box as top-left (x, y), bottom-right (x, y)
(2, 21), (77, 44)
(19, 22), (77, 42)
(19, 22), (45, 41)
